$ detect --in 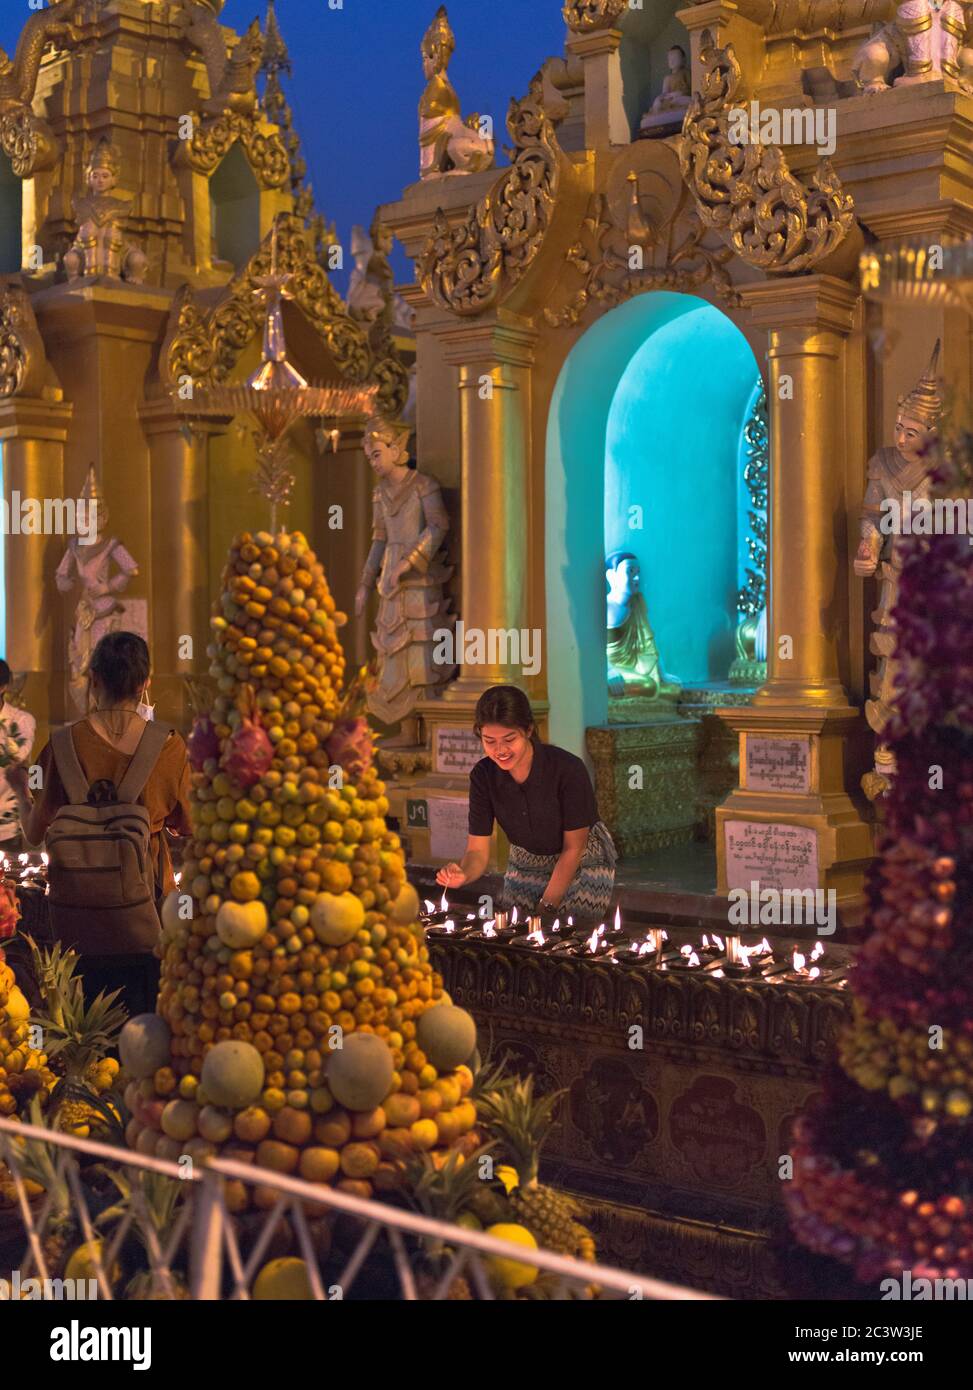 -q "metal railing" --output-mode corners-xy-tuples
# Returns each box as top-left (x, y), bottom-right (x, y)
(0, 1115), (718, 1301)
